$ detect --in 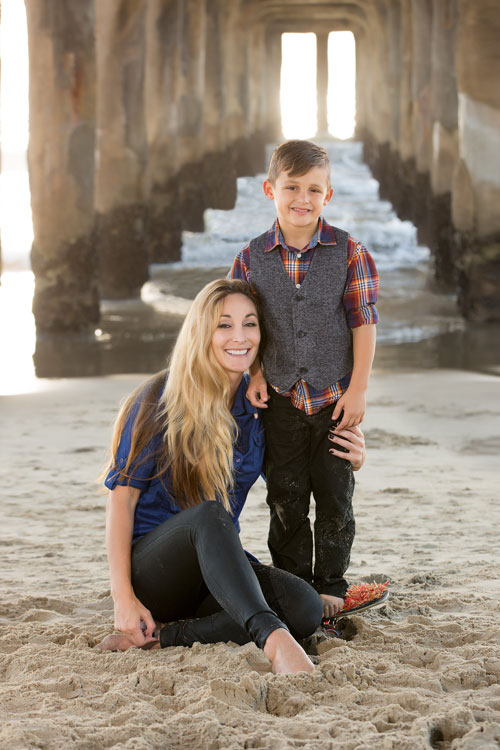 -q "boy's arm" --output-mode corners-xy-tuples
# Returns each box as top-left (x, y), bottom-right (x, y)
(247, 360), (269, 408)
(333, 238), (379, 430)
(332, 323), (376, 429)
